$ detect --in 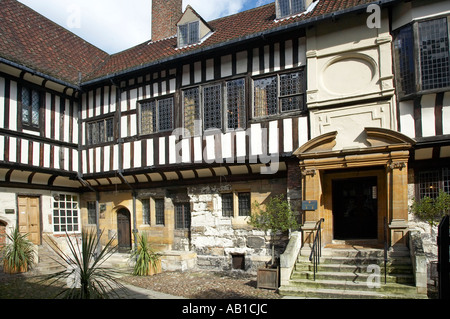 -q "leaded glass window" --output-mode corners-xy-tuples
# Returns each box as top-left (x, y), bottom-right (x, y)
(87, 118), (114, 145)
(419, 18), (450, 91)
(178, 21), (200, 47)
(417, 168), (450, 199)
(222, 193), (234, 217)
(21, 87), (40, 128)
(142, 199), (150, 225)
(277, 0), (305, 19)
(175, 203), (190, 229)
(254, 76), (277, 117)
(87, 201), (96, 225)
(393, 25), (416, 95)
(183, 87), (201, 136)
(203, 84), (222, 130)
(140, 97), (173, 135)
(155, 199), (165, 226)
(238, 192), (251, 217)
(280, 71), (305, 112)
(226, 79), (246, 130)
